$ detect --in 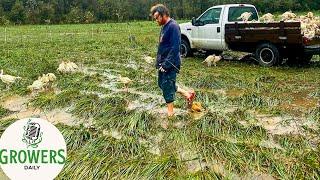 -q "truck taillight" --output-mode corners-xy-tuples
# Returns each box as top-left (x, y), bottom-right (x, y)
(303, 36), (310, 44)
